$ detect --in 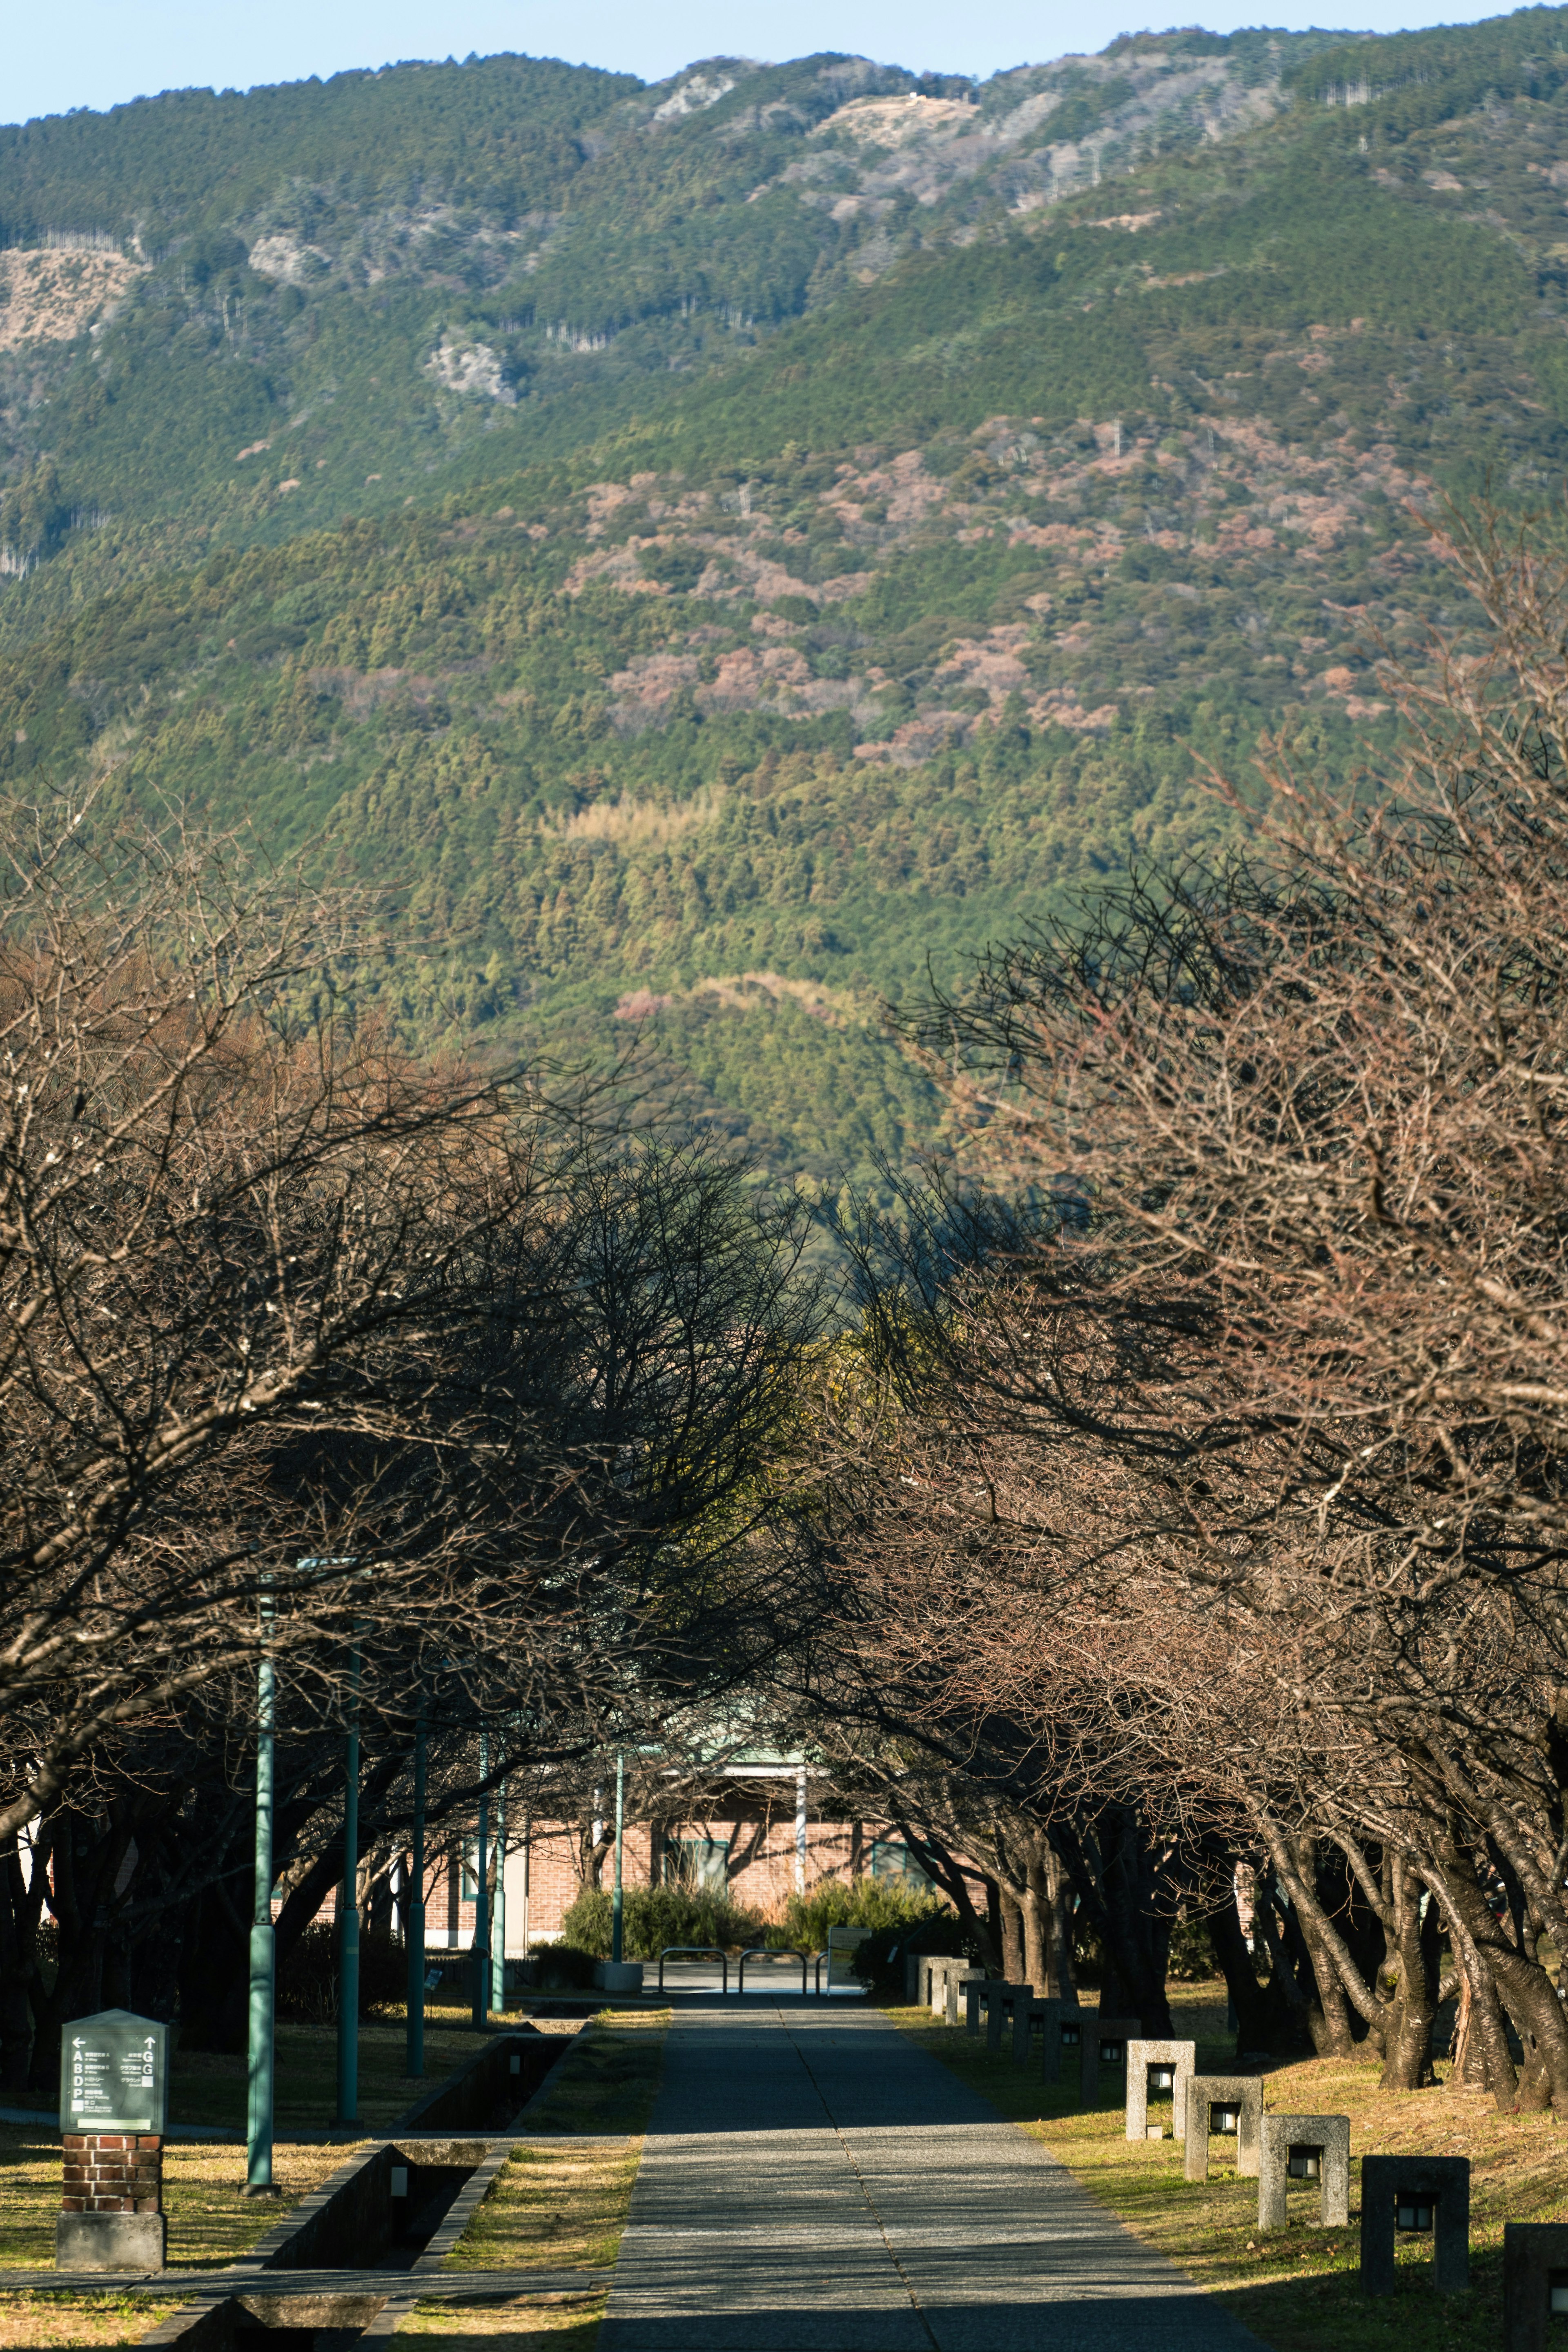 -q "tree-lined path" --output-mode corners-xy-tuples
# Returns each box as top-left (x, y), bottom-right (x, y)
(599, 2005), (1264, 2352)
